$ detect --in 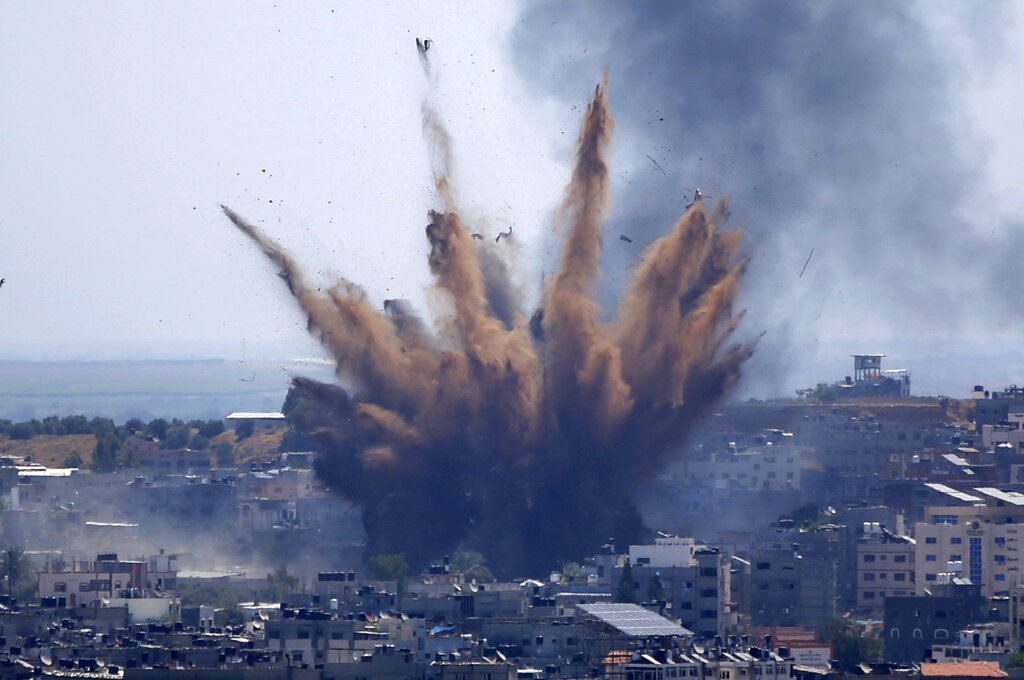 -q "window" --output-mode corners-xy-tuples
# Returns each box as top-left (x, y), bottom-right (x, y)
(926, 555), (937, 562)
(864, 591), (875, 599)
(926, 573), (937, 581)
(879, 573), (887, 579)
(996, 537), (1007, 547)
(54, 582), (67, 592)
(894, 573), (906, 581)
(700, 589), (718, 597)
(950, 554), (962, 561)
(864, 573), (875, 581)
(996, 574), (1007, 581)
(894, 555), (907, 563)
(996, 555), (1006, 564)
(951, 537), (962, 545)
(925, 537), (937, 544)
(79, 582), (89, 591)
(864, 554), (876, 562)
(756, 562), (770, 570)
